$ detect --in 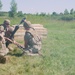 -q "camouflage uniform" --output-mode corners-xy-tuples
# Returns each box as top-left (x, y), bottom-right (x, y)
(23, 20), (42, 53)
(0, 33), (9, 63)
(0, 23), (9, 56)
(5, 26), (14, 39)
(0, 19), (13, 63)
(0, 34), (9, 56)
(2, 19), (14, 51)
(3, 19), (14, 39)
